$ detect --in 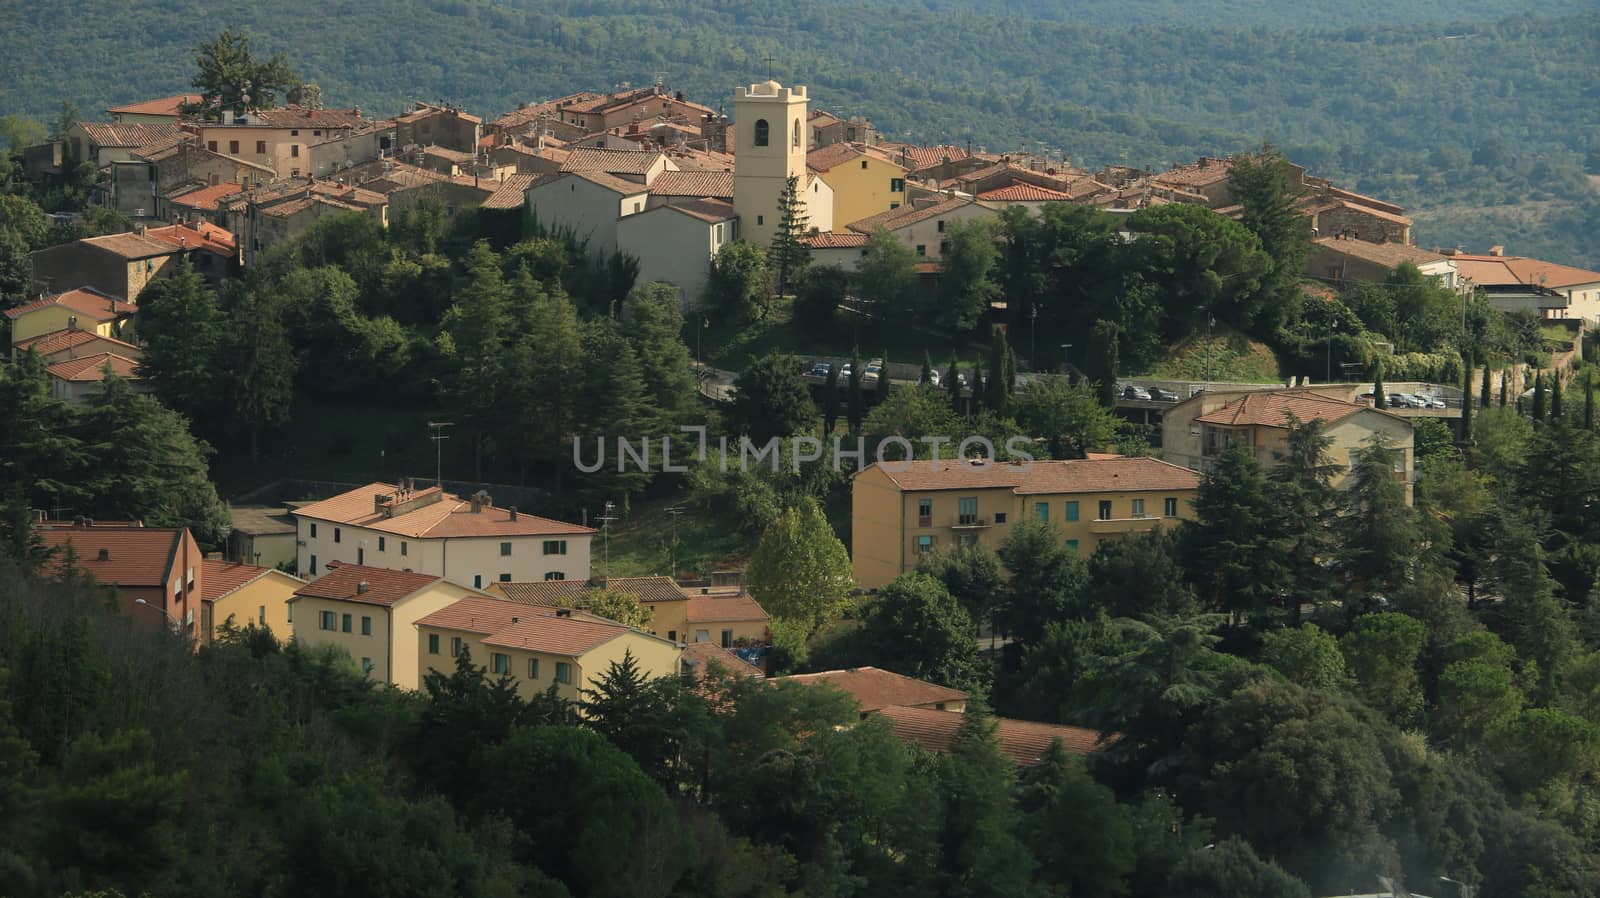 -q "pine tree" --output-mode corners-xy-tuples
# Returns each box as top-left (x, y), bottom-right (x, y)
(769, 174), (810, 297)
(1532, 371), (1546, 421)
(1091, 319), (1120, 409)
(823, 363), (840, 436)
(1480, 363), (1492, 409)
(1003, 340), (1017, 398)
(135, 260), (224, 427)
(225, 284), (296, 463)
(847, 347), (865, 432)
